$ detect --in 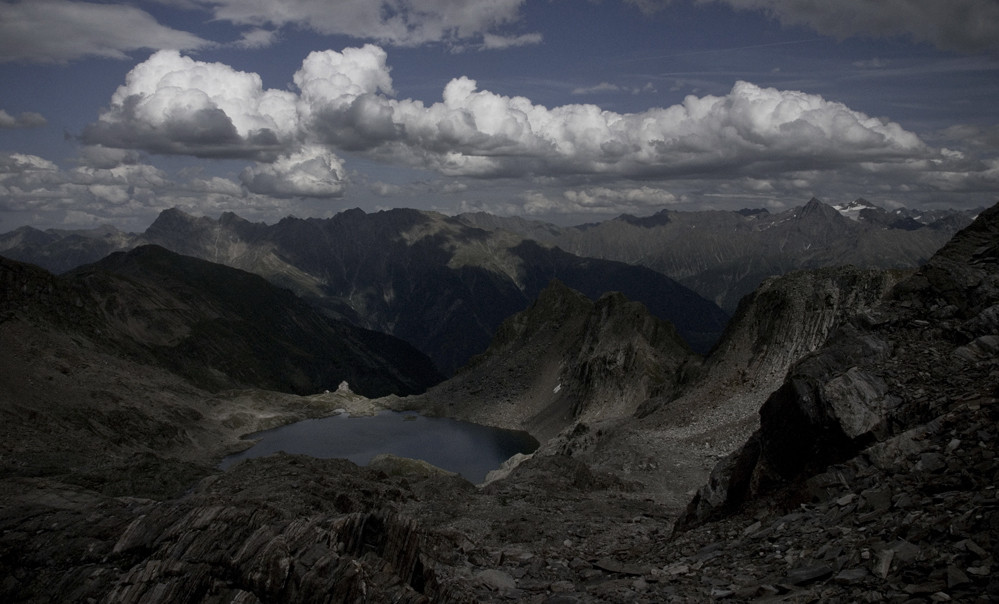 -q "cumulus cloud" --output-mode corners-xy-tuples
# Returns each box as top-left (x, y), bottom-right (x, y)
(82, 50), (299, 159)
(0, 109), (47, 129)
(76, 145), (143, 170)
(78, 45), (998, 220)
(201, 0), (536, 48)
(90, 45), (931, 179)
(326, 73), (928, 179)
(240, 145), (347, 198)
(0, 0), (209, 63)
(0, 150), (300, 227)
(705, 0), (999, 54)
(0, 151), (161, 217)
